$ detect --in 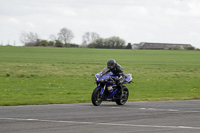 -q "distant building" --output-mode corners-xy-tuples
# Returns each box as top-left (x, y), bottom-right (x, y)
(132, 43), (142, 49)
(132, 42), (192, 50)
